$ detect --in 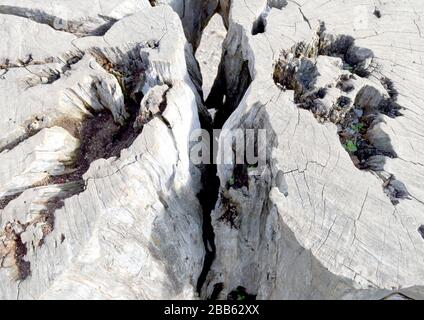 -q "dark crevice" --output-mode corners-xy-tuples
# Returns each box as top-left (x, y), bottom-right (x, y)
(0, 52), (83, 79)
(252, 14), (267, 35)
(0, 5), (117, 36)
(196, 112), (219, 294)
(36, 191), (75, 248)
(197, 6), (256, 297)
(196, 164), (219, 294)
(299, 7), (312, 29)
(227, 164), (249, 190)
(418, 225), (424, 240)
(13, 232), (31, 281)
(0, 194), (22, 210)
(208, 60), (252, 129)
